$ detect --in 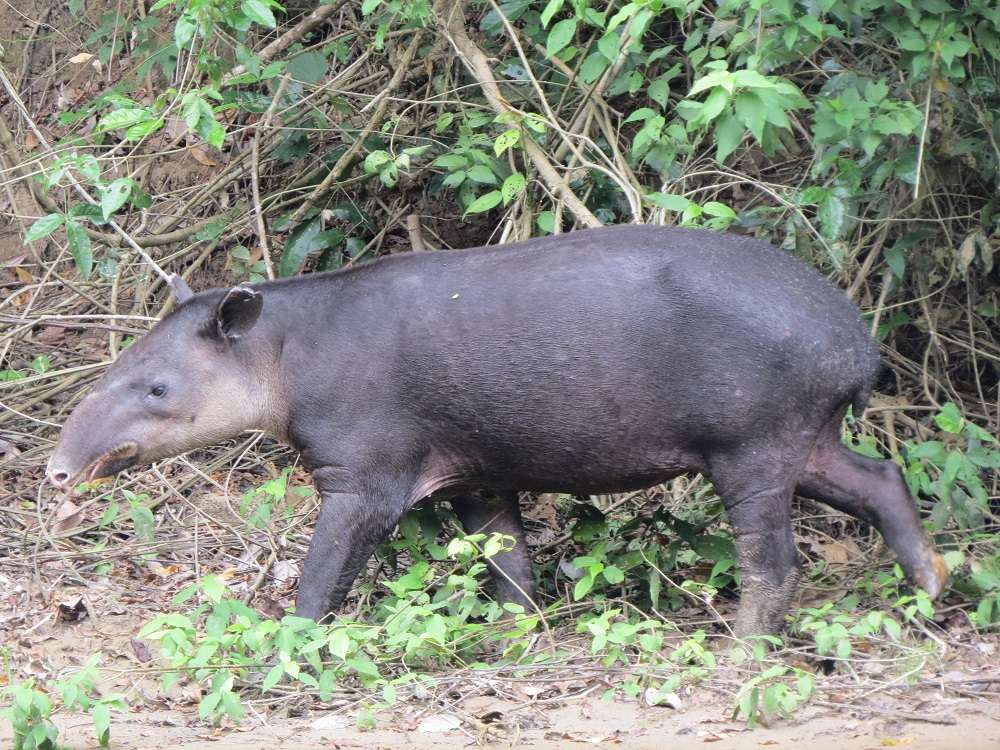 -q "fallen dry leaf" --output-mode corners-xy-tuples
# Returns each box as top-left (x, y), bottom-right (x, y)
(189, 145), (219, 166)
(53, 499), (83, 533)
(23, 131), (38, 151)
(69, 52), (94, 64)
